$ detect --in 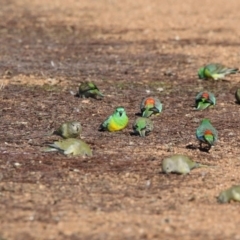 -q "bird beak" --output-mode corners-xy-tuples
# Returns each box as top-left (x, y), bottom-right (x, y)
(119, 111), (123, 116)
